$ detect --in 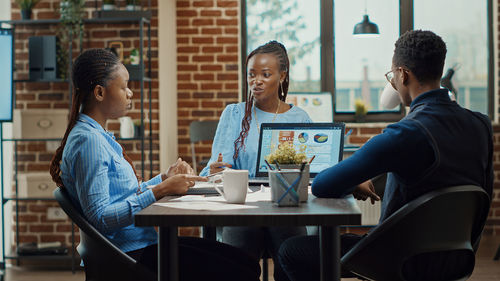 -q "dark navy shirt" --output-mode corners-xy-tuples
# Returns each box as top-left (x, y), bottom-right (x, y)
(312, 89), (493, 222)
